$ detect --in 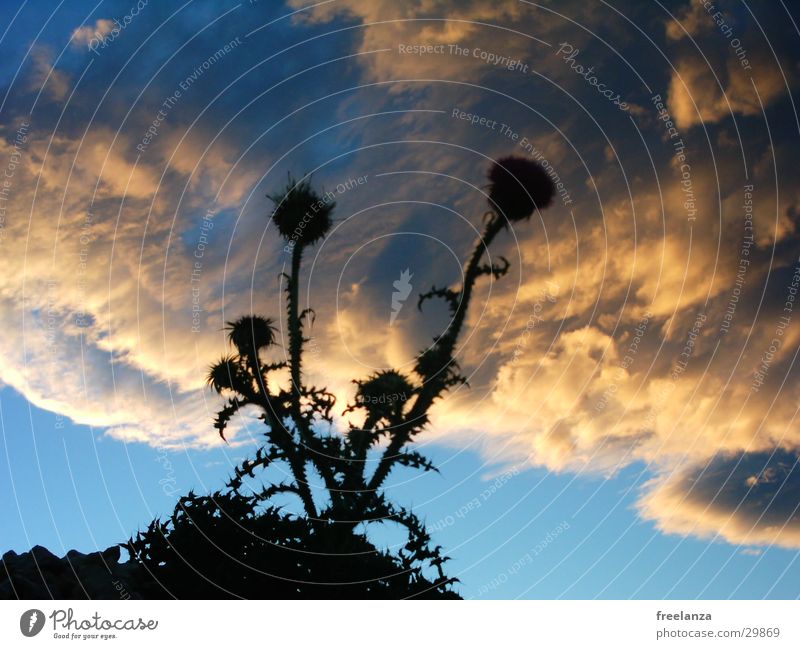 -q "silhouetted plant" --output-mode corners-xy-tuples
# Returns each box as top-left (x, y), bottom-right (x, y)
(127, 156), (554, 599)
